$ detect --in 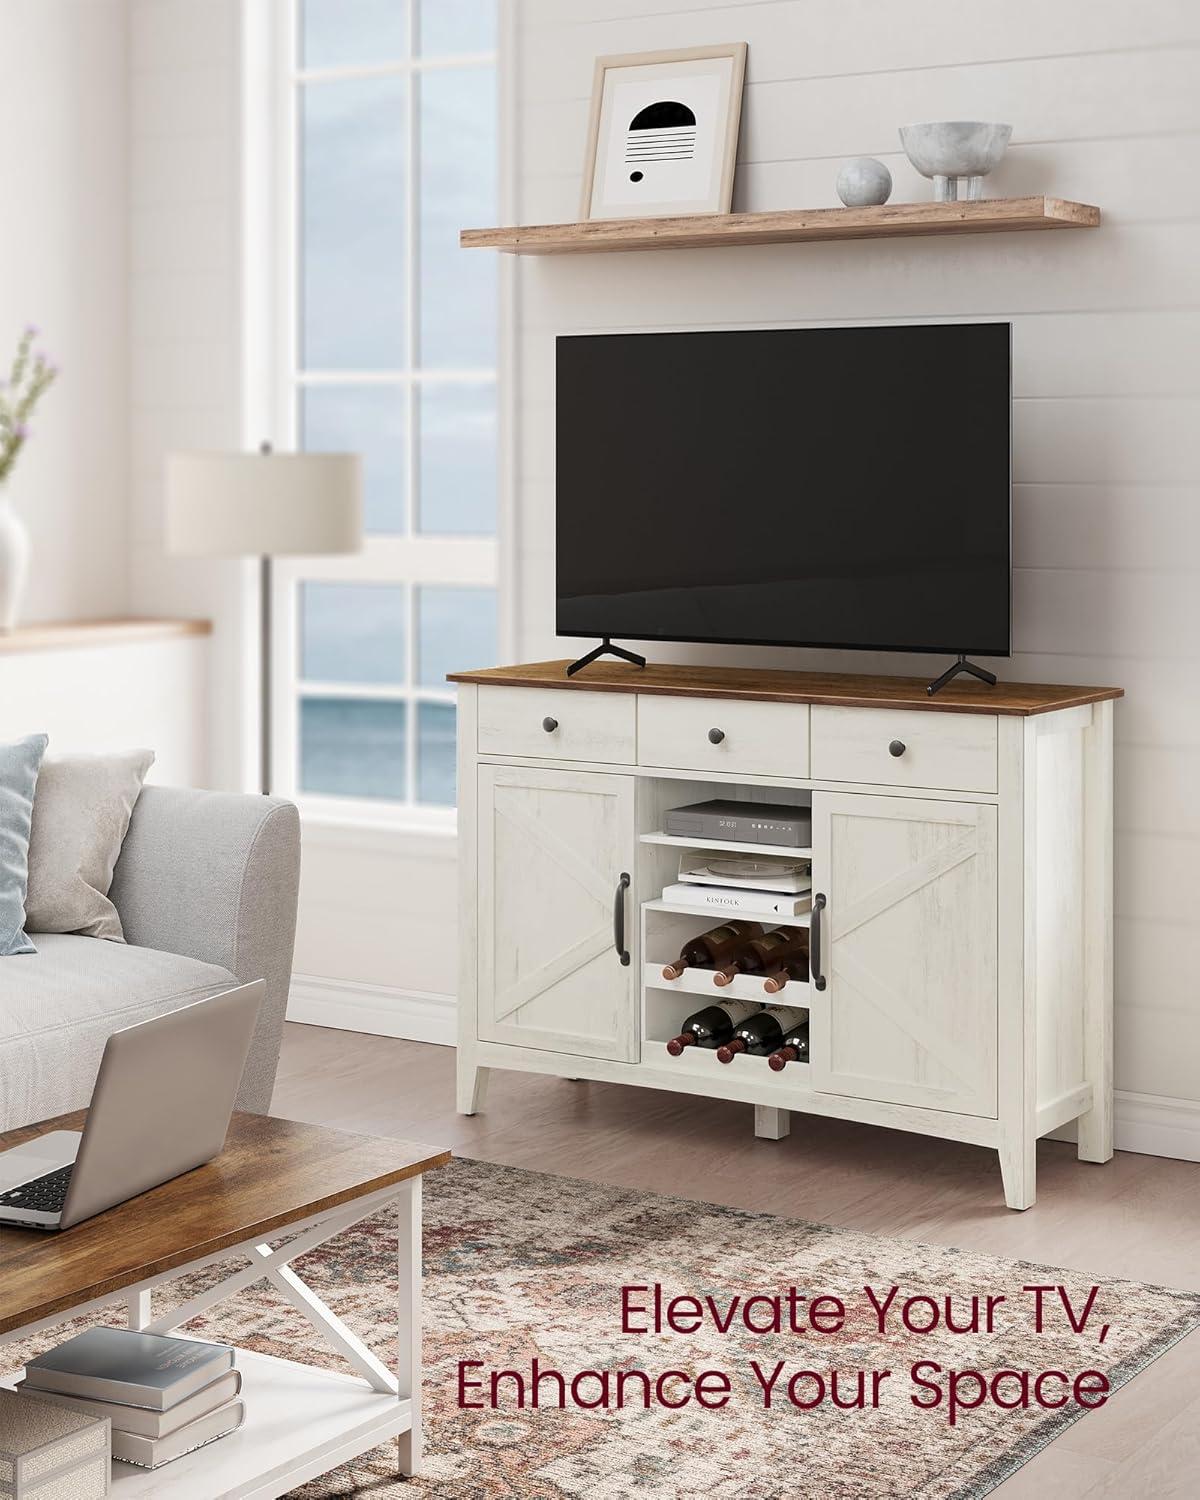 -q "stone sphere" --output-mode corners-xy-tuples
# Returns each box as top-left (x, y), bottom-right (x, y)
(836, 157), (893, 207)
